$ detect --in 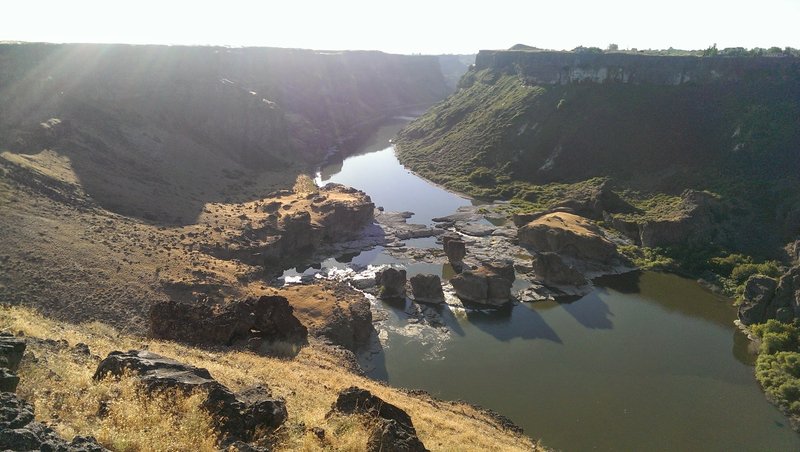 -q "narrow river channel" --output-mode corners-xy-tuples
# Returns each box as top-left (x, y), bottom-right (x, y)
(300, 118), (800, 451)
